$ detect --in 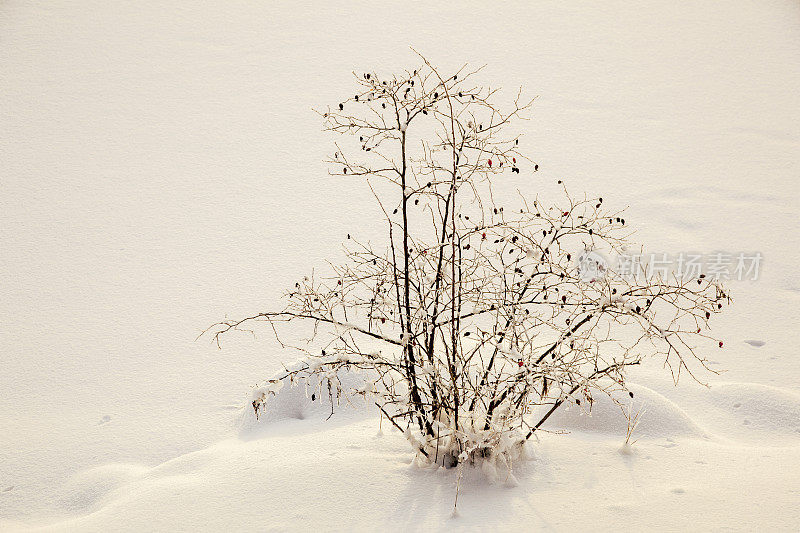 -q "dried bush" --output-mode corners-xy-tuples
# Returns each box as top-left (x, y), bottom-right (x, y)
(206, 56), (728, 470)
